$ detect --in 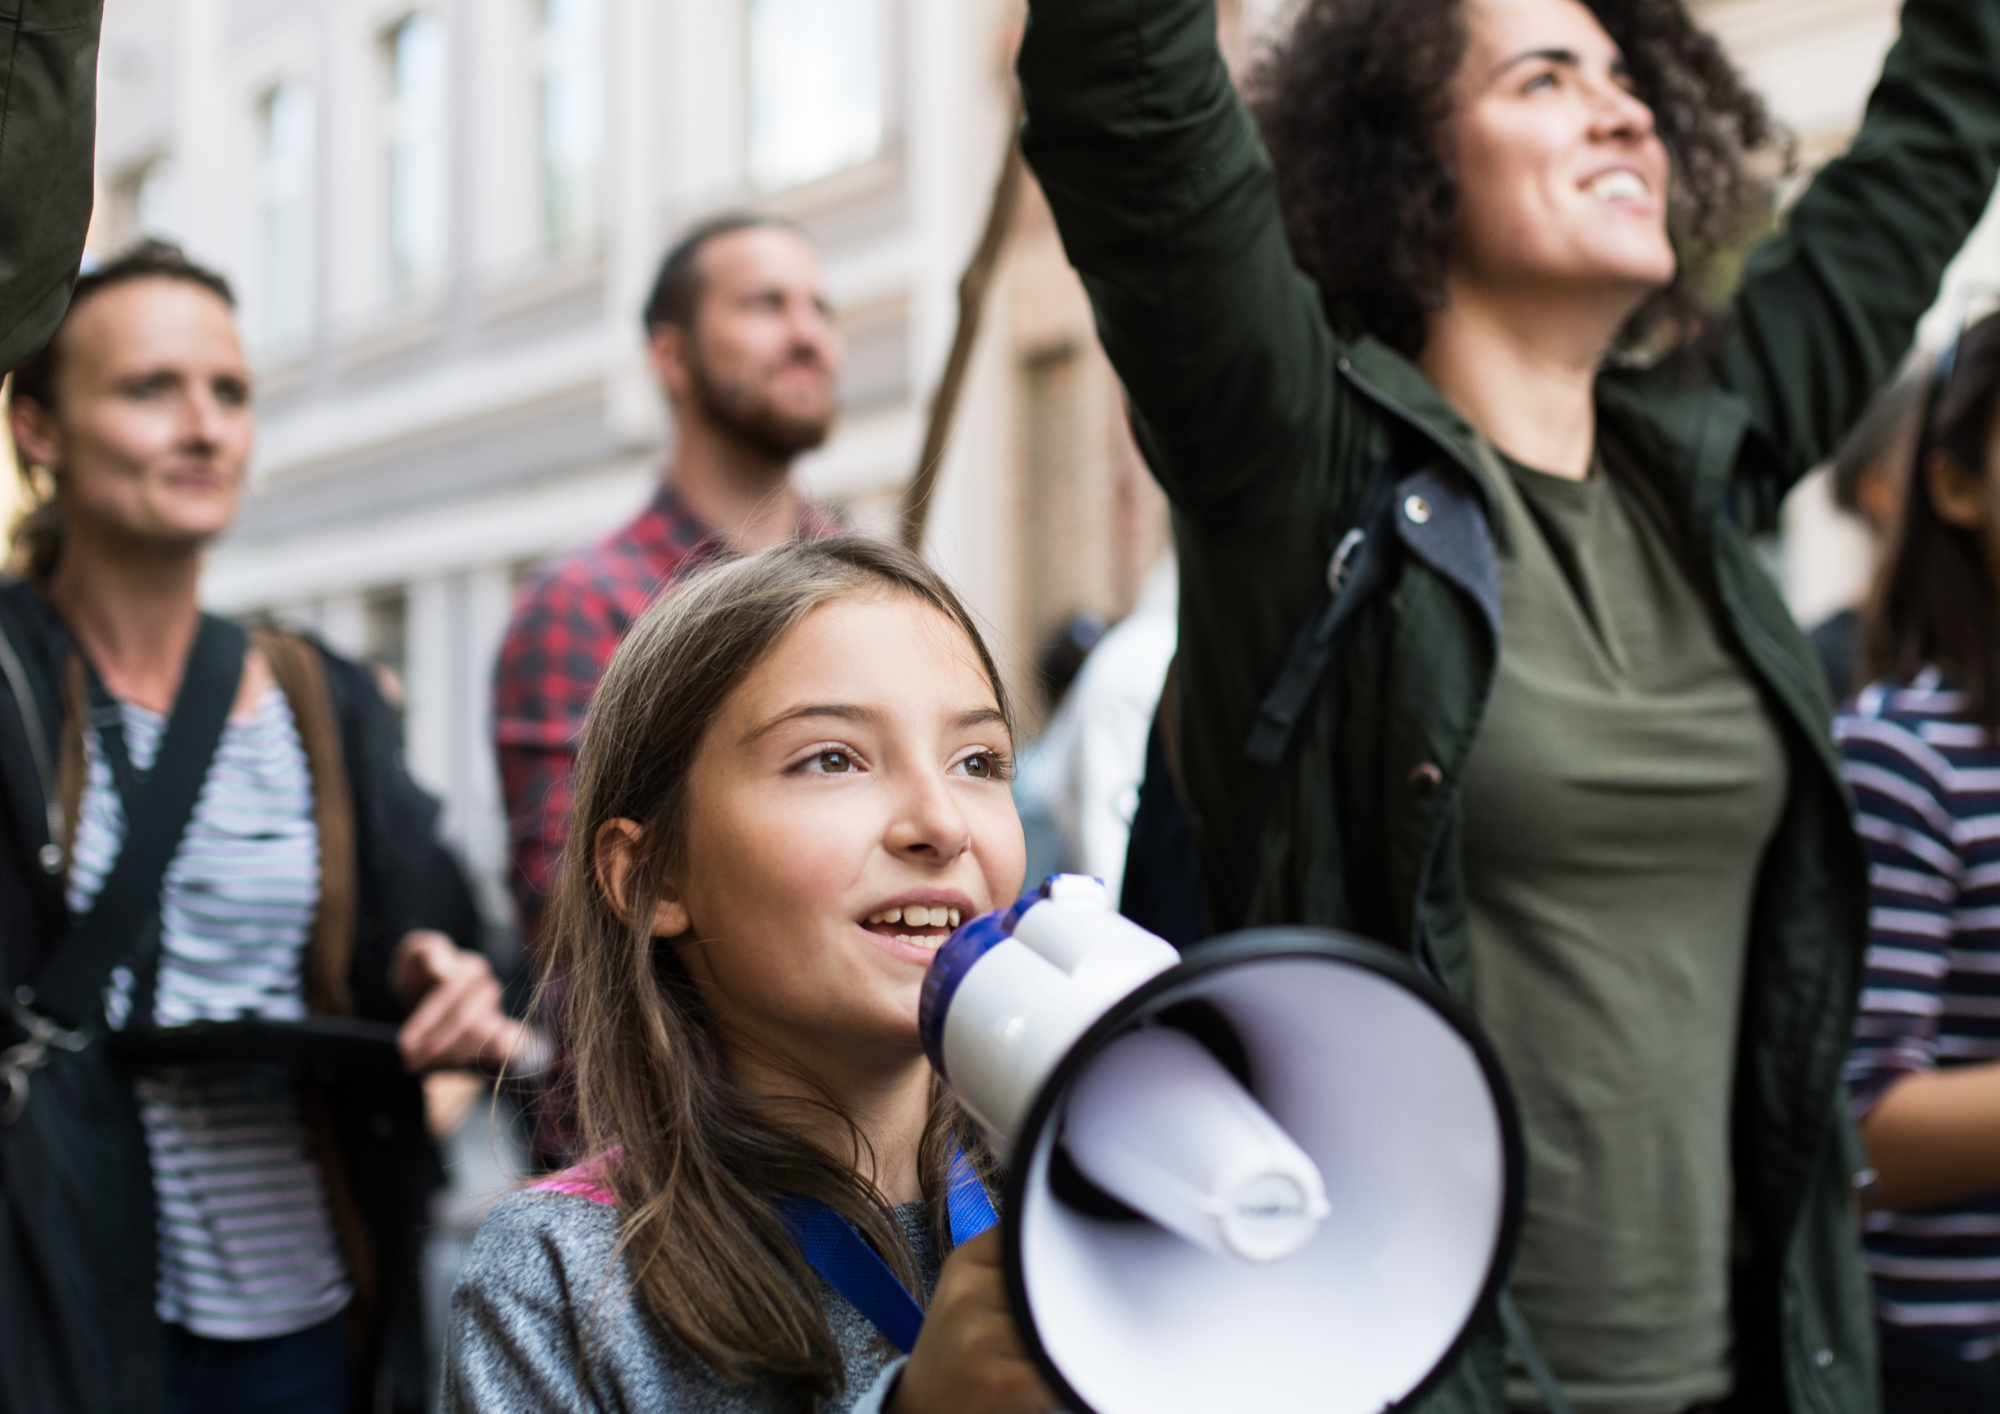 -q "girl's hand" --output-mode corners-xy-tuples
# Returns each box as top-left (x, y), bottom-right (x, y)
(891, 1229), (1058, 1414)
